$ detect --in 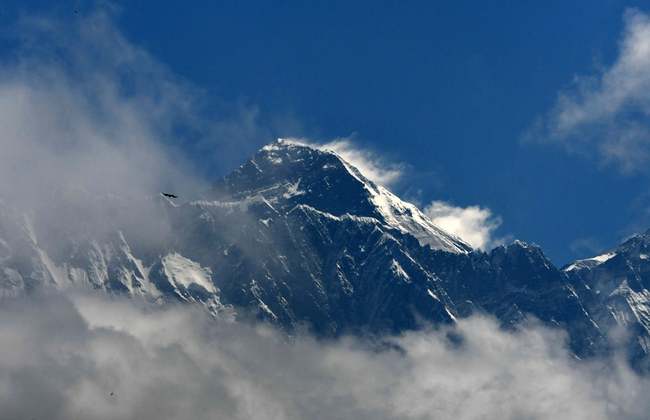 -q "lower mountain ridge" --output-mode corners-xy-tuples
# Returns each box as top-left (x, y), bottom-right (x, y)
(1, 140), (649, 368)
